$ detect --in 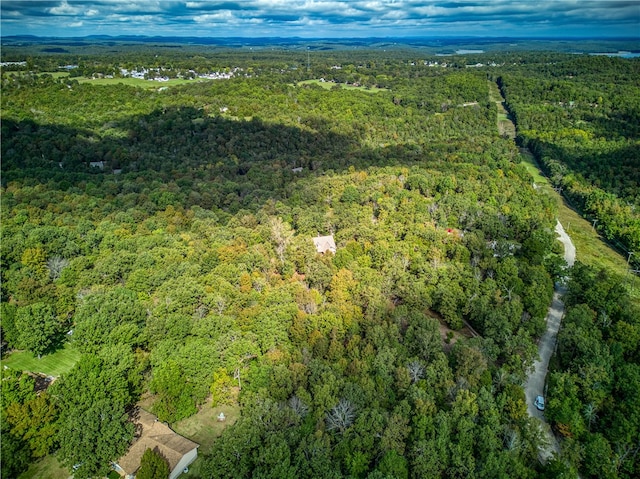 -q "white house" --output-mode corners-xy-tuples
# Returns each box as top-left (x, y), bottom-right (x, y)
(114, 409), (198, 479)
